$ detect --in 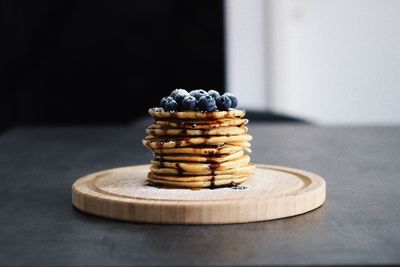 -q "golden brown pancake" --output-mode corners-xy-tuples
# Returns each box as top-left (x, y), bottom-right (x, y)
(150, 164), (256, 176)
(143, 134), (253, 148)
(150, 145), (243, 155)
(149, 108), (245, 120)
(148, 172), (248, 188)
(154, 118), (248, 129)
(151, 155), (251, 172)
(153, 149), (244, 163)
(146, 125), (248, 136)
